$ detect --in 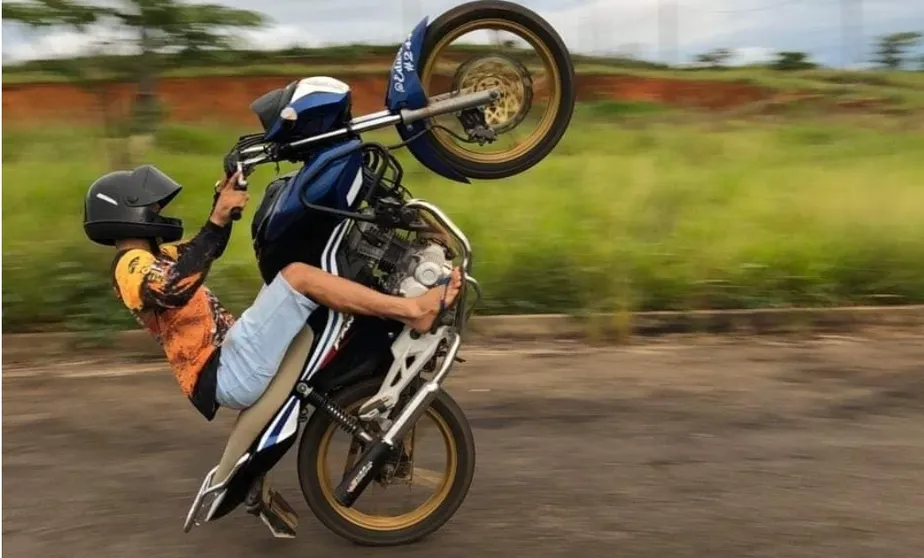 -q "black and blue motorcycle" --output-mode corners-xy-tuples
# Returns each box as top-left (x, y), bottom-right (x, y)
(183, 1), (575, 545)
